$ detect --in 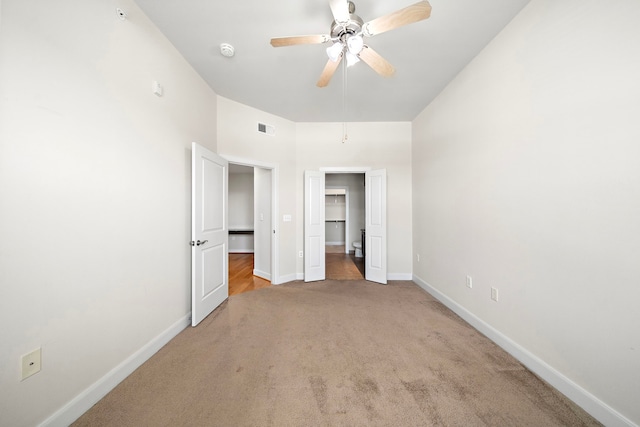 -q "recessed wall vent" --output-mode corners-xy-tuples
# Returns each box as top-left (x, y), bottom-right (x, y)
(257, 122), (275, 136)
